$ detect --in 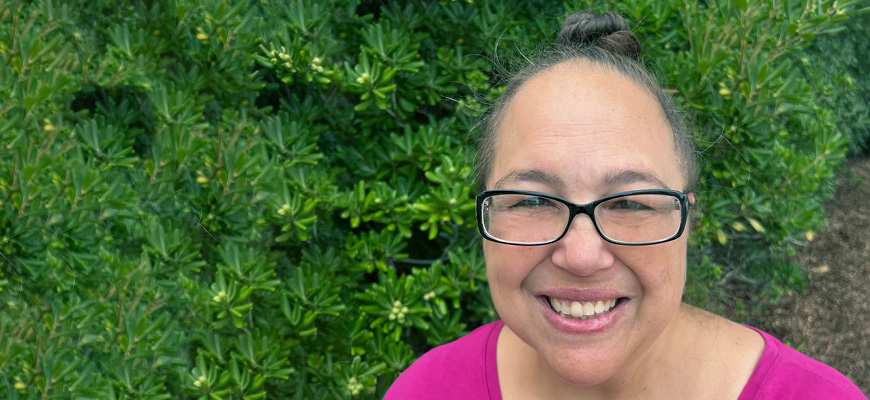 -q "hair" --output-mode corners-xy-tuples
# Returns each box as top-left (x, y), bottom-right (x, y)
(474, 11), (698, 193)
